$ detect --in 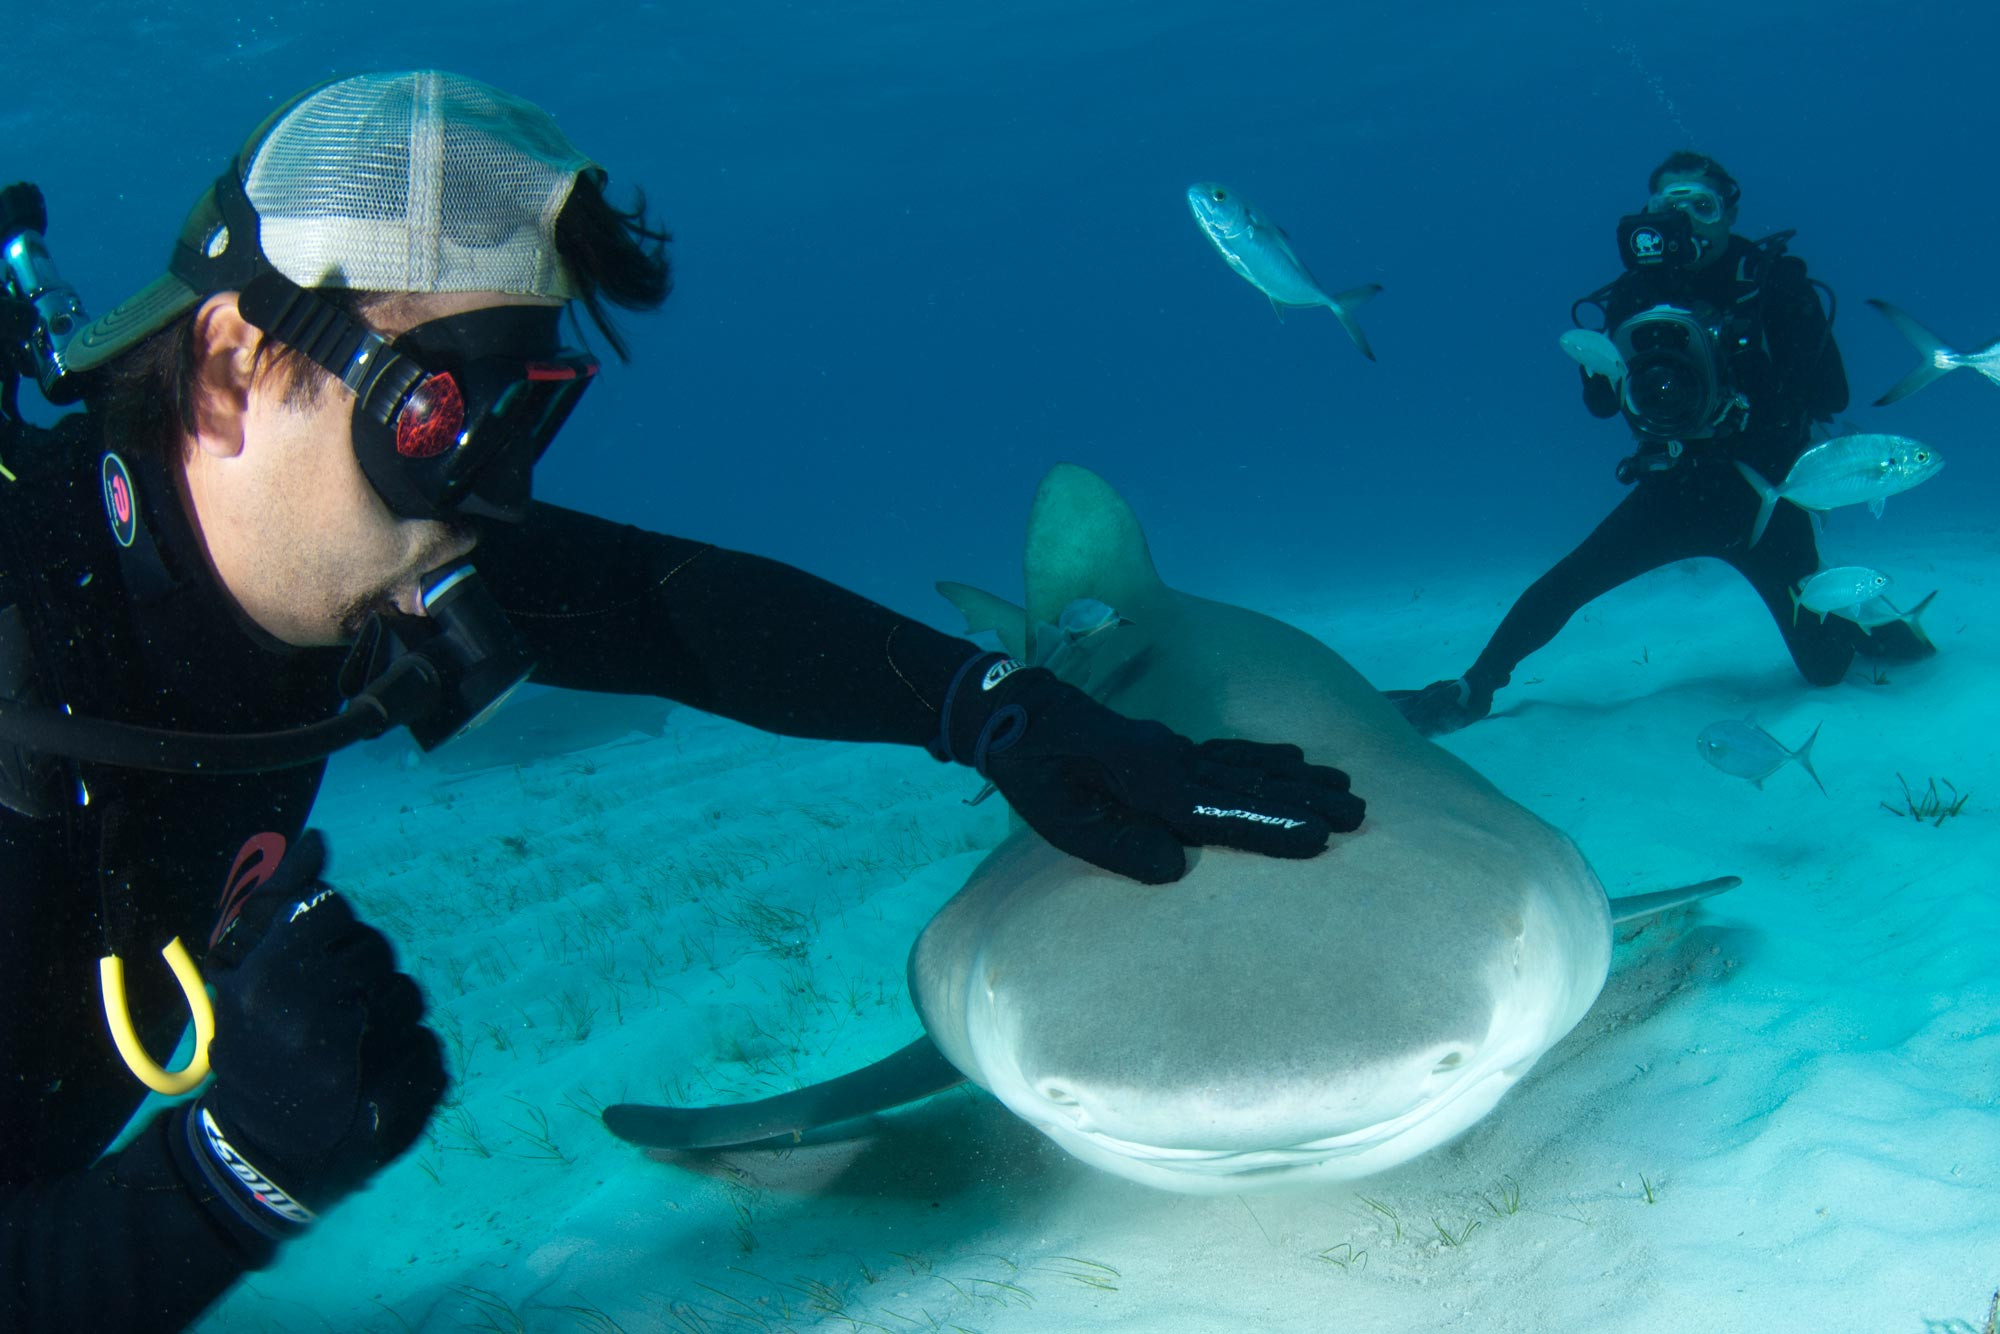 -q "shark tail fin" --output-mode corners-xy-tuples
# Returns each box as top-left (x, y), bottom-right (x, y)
(1735, 459), (1781, 546)
(1868, 298), (1958, 405)
(1022, 465), (1168, 631)
(1329, 284), (1382, 361)
(1608, 876), (1741, 925)
(1791, 721), (1828, 797)
(936, 581), (1031, 661)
